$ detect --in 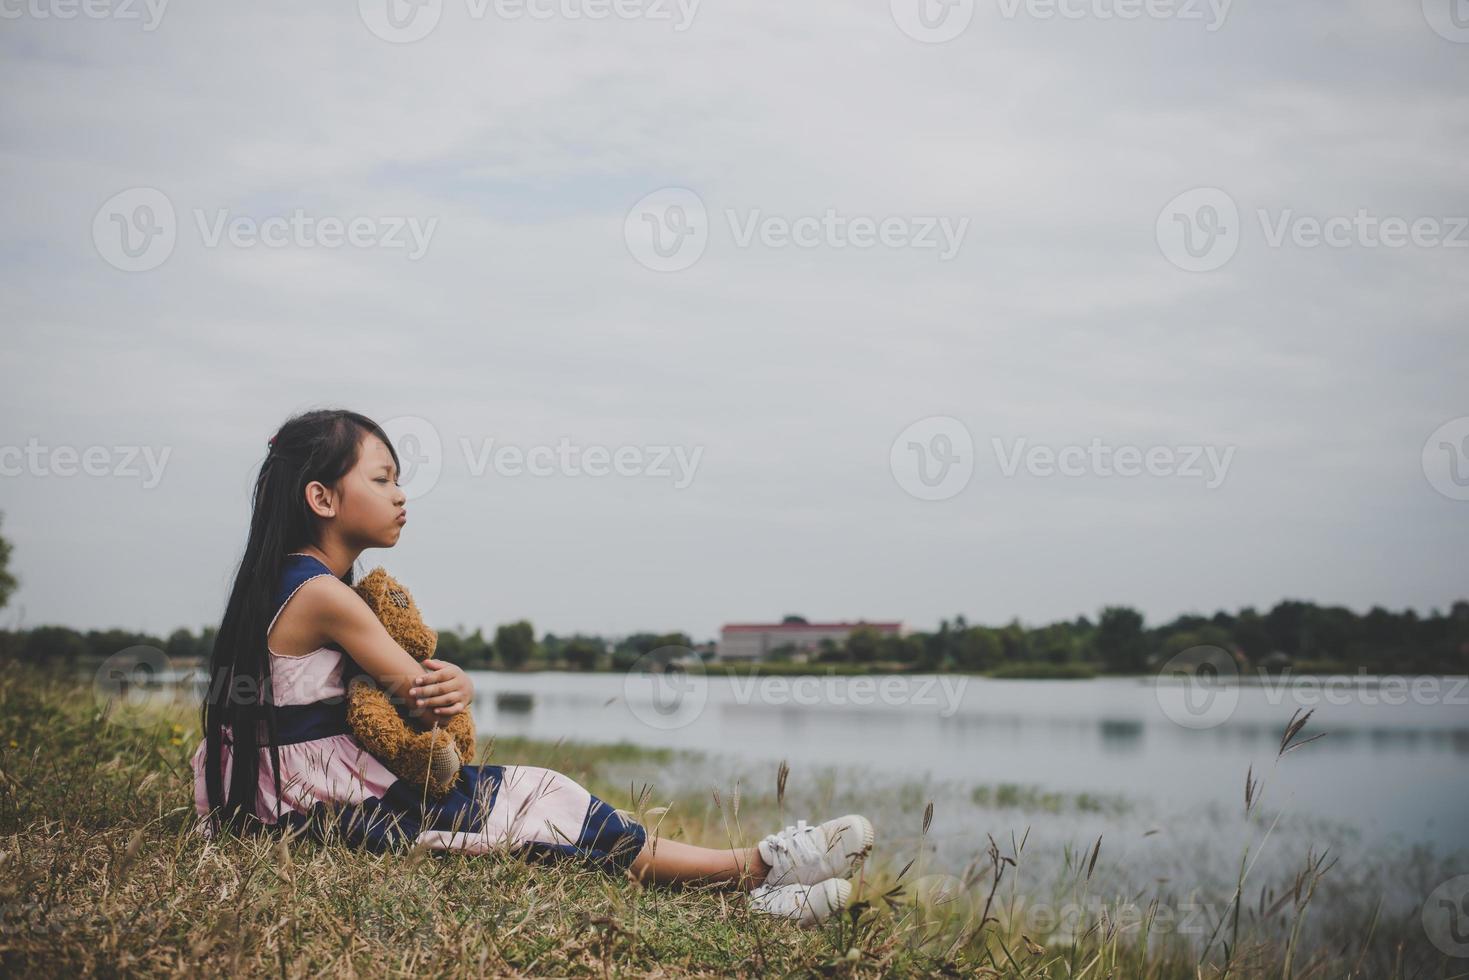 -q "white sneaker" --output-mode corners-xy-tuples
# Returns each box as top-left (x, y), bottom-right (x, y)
(757, 814), (874, 887)
(749, 878), (853, 927)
